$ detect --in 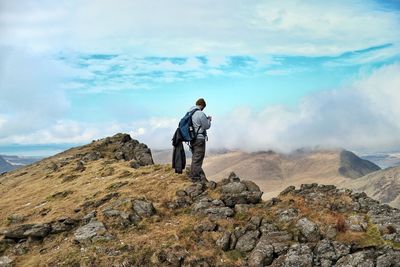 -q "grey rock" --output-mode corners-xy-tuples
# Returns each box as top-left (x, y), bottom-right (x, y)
(332, 241), (351, 259)
(175, 190), (187, 197)
(0, 256), (13, 267)
(74, 220), (107, 242)
(129, 160), (141, 169)
(132, 199), (156, 217)
(235, 204), (252, 213)
(185, 183), (205, 199)
(280, 186), (296, 195)
(221, 191), (263, 207)
(205, 181), (217, 190)
(346, 214), (368, 232)
(216, 231), (231, 251)
(115, 151), (124, 160)
(128, 213), (141, 225)
(376, 251), (400, 267)
(228, 172), (241, 182)
(134, 143), (154, 166)
(204, 207), (234, 219)
(221, 182), (247, 194)
(335, 251), (374, 267)
(277, 208), (299, 222)
(50, 217), (78, 234)
(314, 239), (336, 262)
(259, 220), (279, 234)
(243, 180), (261, 192)
(82, 210), (97, 223)
(194, 221), (217, 233)
(235, 230), (260, 252)
(102, 208), (122, 217)
(82, 151), (101, 161)
(282, 244), (313, 267)
(75, 160), (85, 172)
(248, 235), (274, 267)
(3, 224), (34, 240)
(3, 224), (51, 240)
(296, 218), (321, 242)
(325, 226), (337, 239)
(23, 223), (51, 238)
